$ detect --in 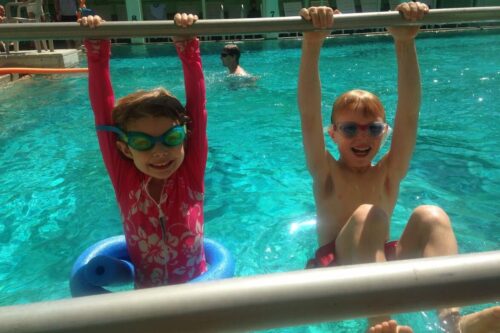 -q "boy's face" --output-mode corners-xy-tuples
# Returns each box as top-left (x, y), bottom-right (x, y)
(220, 51), (235, 67)
(117, 116), (185, 180)
(329, 110), (387, 169)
